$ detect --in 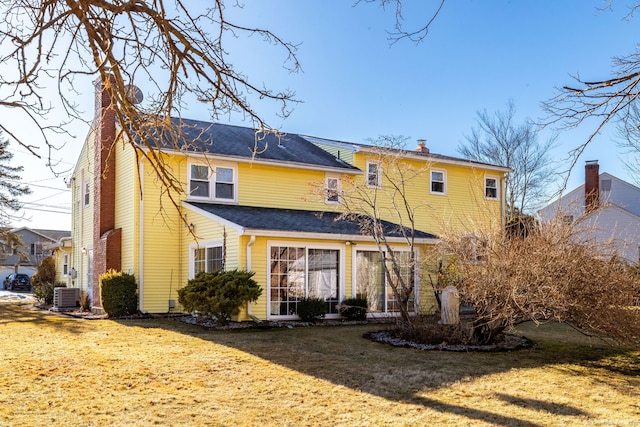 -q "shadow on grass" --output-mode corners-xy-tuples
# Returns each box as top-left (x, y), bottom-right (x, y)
(124, 317), (637, 427)
(493, 393), (588, 417)
(0, 303), (92, 335)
